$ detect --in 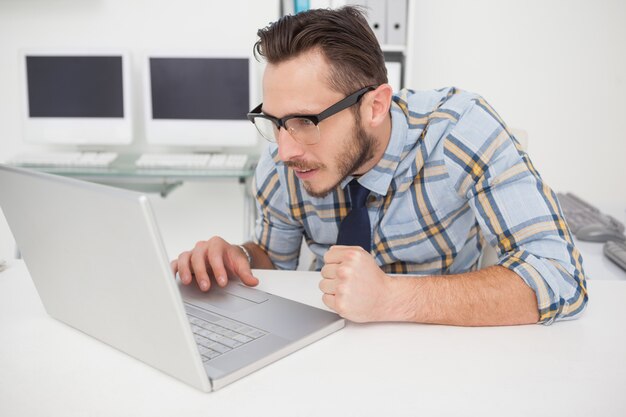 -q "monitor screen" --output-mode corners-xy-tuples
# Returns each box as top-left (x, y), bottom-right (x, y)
(27, 56), (124, 118)
(21, 51), (132, 145)
(150, 57), (248, 120)
(144, 55), (256, 148)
